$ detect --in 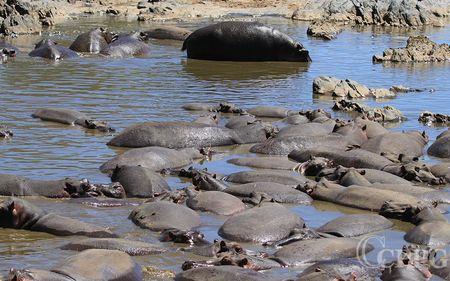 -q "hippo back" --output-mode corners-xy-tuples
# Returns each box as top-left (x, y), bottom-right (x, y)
(101, 33), (150, 57)
(70, 28), (112, 53)
(182, 21), (310, 62)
